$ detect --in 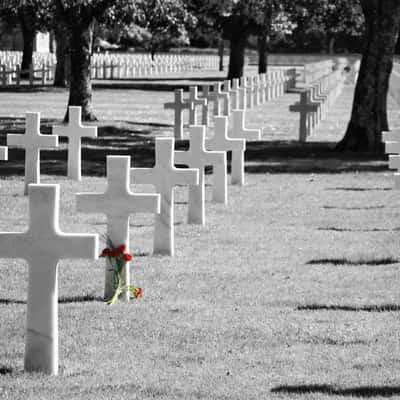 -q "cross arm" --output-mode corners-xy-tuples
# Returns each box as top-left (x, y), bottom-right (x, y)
(131, 168), (155, 185)
(56, 232), (99, 260)
(175, 167), (199, 186)
(205, 151), (226, 166)
(174, 150), (190, 167)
